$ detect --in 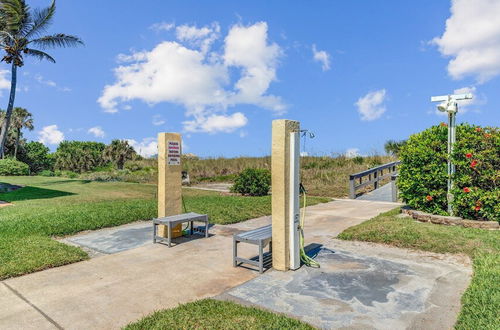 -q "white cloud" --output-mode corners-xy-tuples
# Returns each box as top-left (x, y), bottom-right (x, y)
(88, 126), (105, 138)
(150, 22), (175, 32)
(0, 70), (9, 89)
(34, 74), (71, 92)
(345, 148), (361, 158)
(183, 112), (247, 133)
(126, 138), (158, 158)
(355, 89), (387, 121)
(312, 44), (331, 71)
(38, 125), (64, 145)
(175, 23), (220, 53)
(98, 21), (284, 133)
(432, 0), (500, 83)
(152, 114), (165, 126)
